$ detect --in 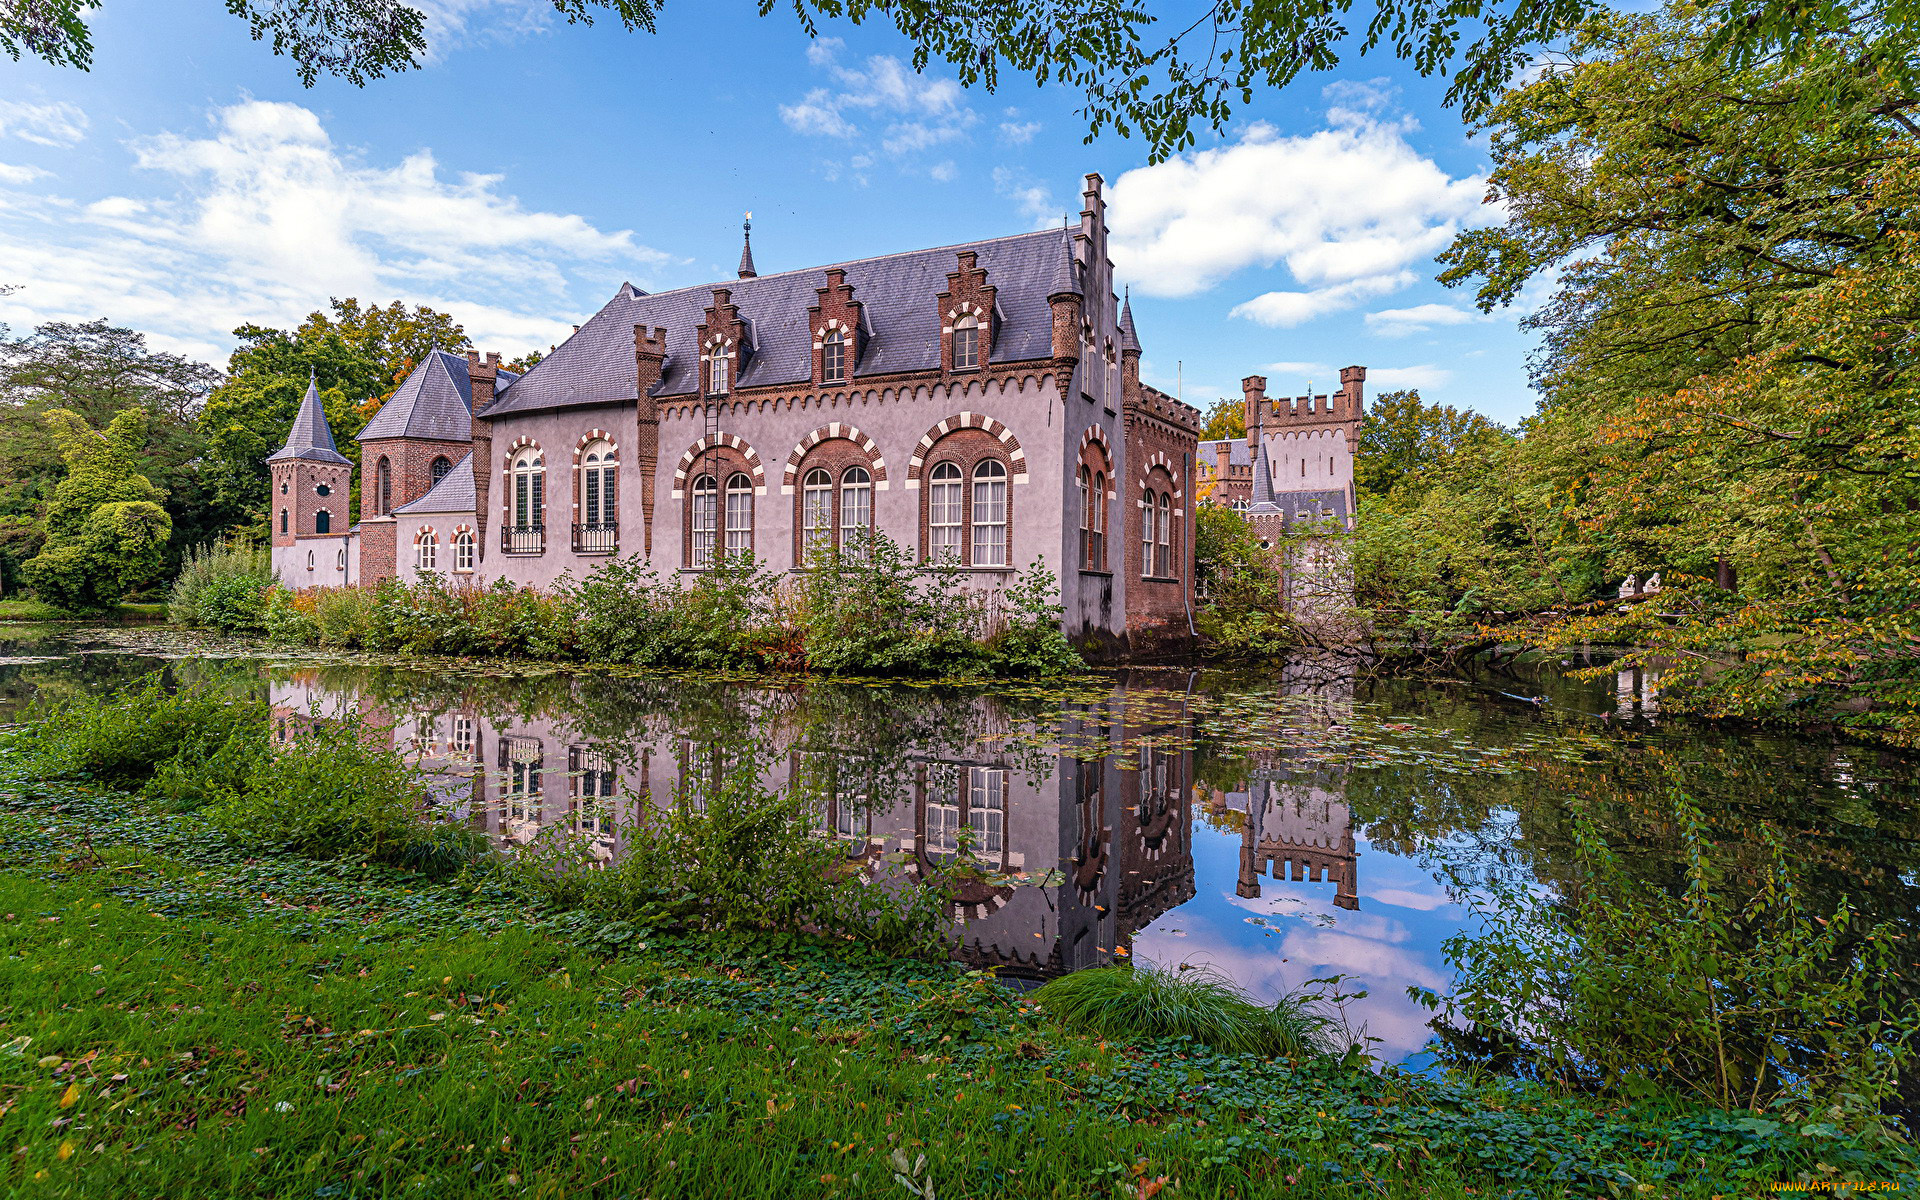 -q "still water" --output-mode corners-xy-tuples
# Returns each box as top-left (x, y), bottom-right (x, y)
(5, 624), (1918, 1069)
